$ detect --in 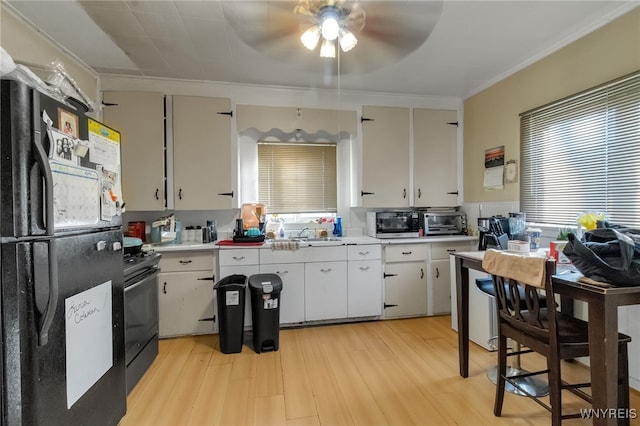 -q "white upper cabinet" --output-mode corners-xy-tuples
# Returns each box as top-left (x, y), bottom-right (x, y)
(361, 106), (410, 208)
(413, 108), (459, 207)
(102, 91), (165, 211)
(236, 105), (357, 135)
(171, 95), (234, 210)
